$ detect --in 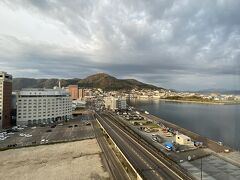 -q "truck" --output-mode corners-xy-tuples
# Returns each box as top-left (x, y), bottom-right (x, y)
(164, 142), (173, 151)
